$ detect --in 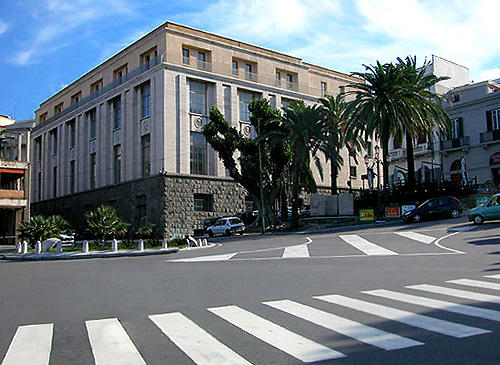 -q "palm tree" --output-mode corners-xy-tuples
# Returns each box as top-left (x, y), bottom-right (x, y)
(267, 101), (327, 228)
(319, 94), (362, 195)
(18, 215), (72, 247)
(86, 205), (127, 245)
(395, 56), (451, 191)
